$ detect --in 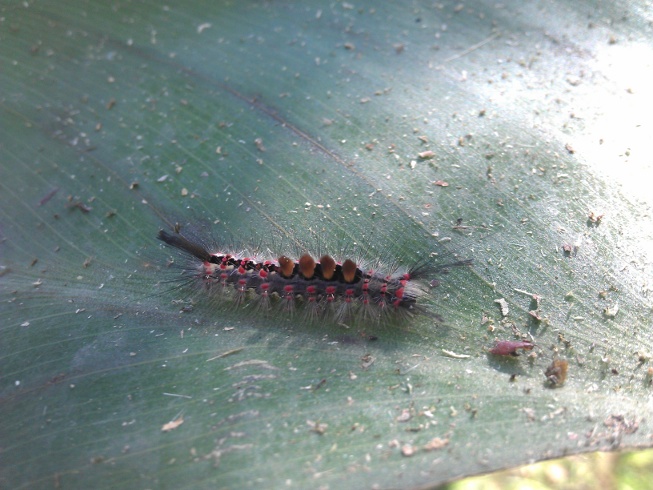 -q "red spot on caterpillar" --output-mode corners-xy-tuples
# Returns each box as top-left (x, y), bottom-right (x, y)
(282, 284), (295, 309)
(489, 340), (534, 356)
(325, 285), (337, 303)
(219, 256), (229, 270)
